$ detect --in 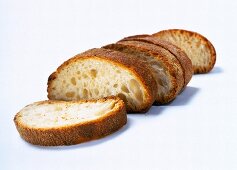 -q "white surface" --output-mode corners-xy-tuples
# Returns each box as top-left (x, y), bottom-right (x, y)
(1, 0), (237, 169)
